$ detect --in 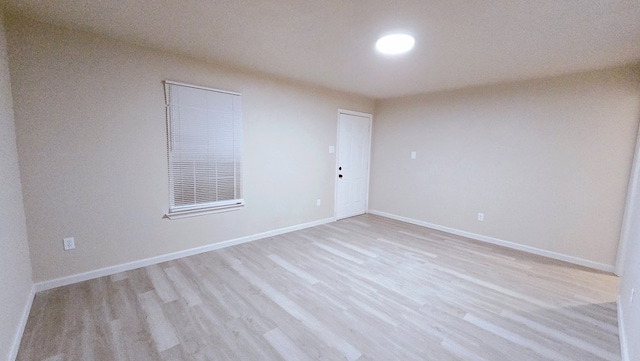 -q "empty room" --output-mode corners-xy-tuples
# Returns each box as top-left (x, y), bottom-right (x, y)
(1, 1), (640, 360)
